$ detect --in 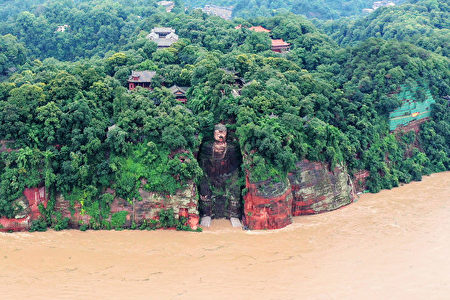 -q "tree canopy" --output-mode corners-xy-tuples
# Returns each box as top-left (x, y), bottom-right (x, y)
(0, 0), (448, 218)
